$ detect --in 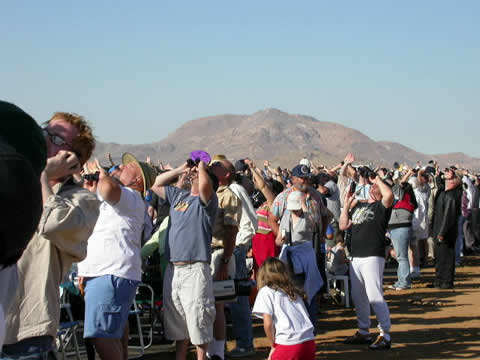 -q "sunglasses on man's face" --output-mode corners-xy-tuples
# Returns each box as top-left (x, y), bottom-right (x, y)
(43, 127), (73, 149)
(43, 127), (82, 159)
(211, 161), (227, 170)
